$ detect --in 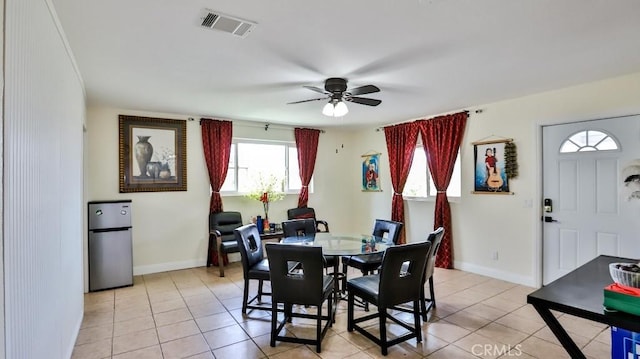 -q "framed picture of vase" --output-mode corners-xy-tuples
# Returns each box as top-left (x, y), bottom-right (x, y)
(119, 115), (187, 192)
